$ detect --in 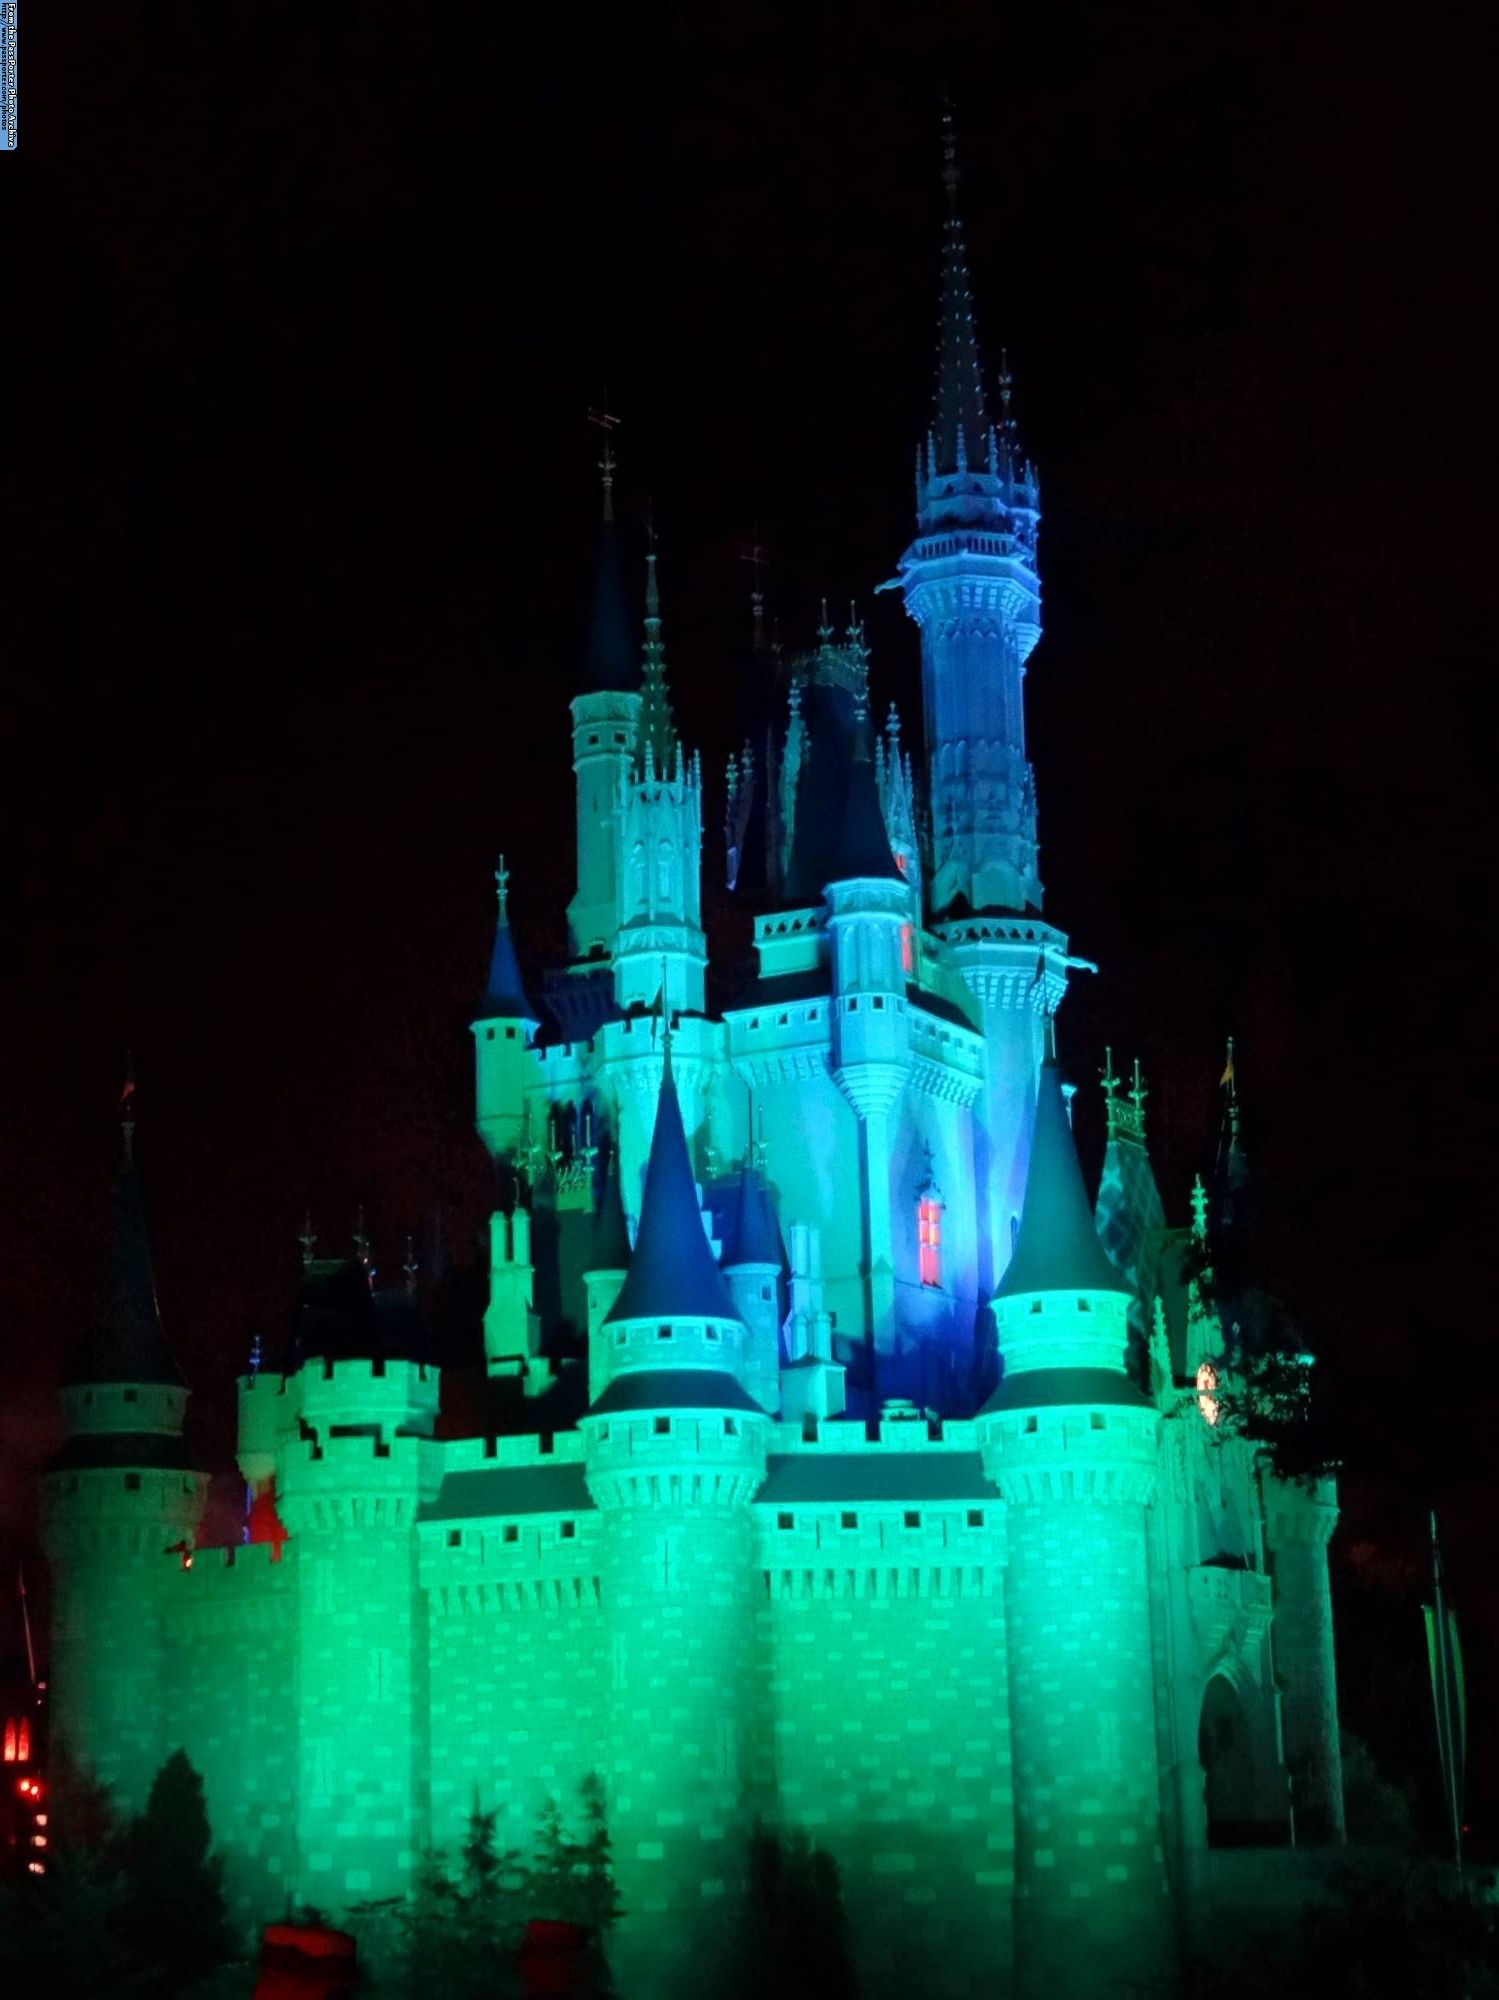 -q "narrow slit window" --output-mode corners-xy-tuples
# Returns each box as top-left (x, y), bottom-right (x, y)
(918, 1195), (943, 1288)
